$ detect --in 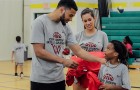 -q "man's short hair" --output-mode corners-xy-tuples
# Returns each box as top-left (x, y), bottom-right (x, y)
(57, 0), (78, 11)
